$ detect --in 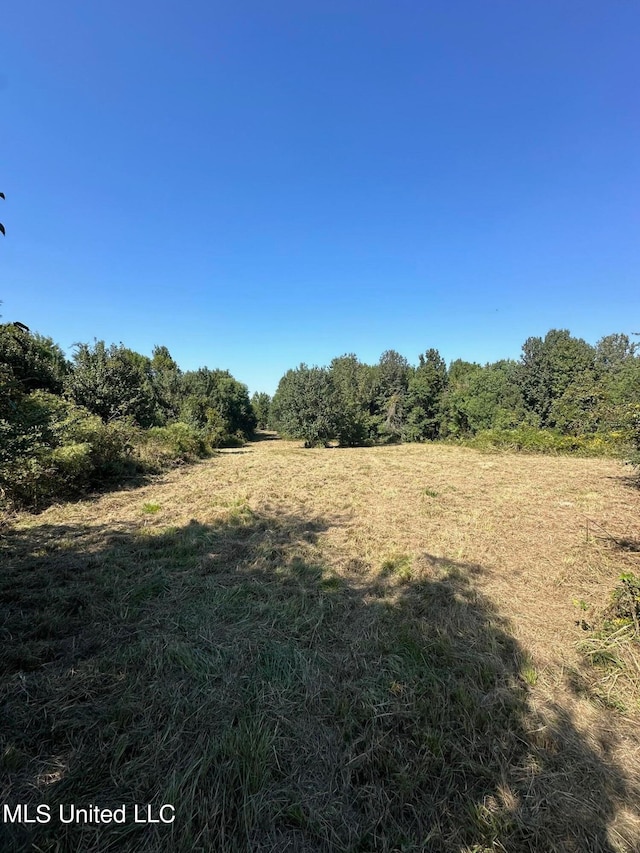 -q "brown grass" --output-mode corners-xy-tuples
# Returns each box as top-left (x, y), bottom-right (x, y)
(1, 436), (639, 851)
